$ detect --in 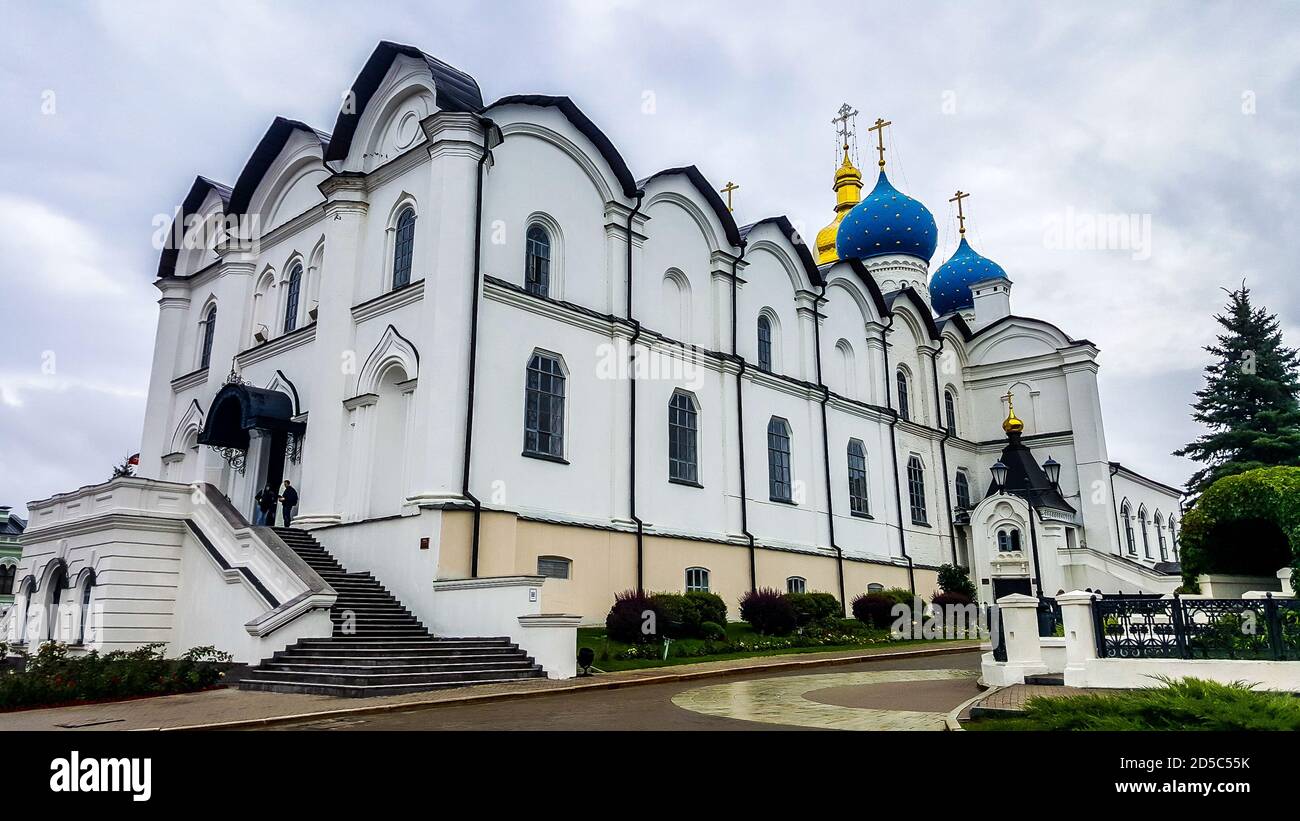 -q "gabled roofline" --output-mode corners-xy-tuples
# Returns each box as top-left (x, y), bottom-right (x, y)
(740, 216), (823, 286)
(938, 313), (975, 341)
(325, 40), (483, 164)
(638, 165), (743, 248)
(226, 117), (330, 217)
(970, 313), (1094, 347)
(885, 285), (942, 341)
(1110, 461), (1185, 497)
(485, 95), (639, 199)
(841, 259), (891, 319)
(155, 176), (233, 279)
